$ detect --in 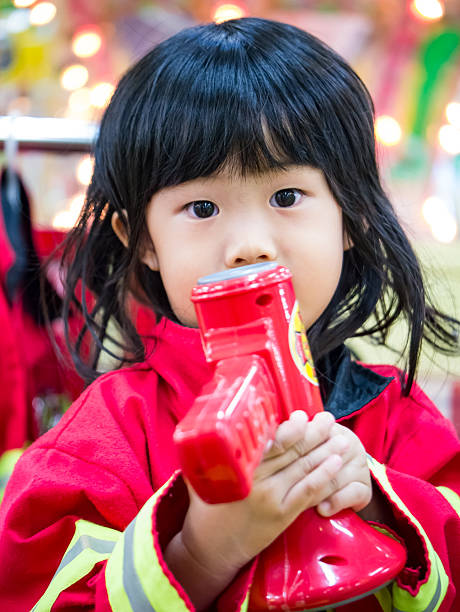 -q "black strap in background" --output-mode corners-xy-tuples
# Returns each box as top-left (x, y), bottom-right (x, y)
(0, 166), (62, 324)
